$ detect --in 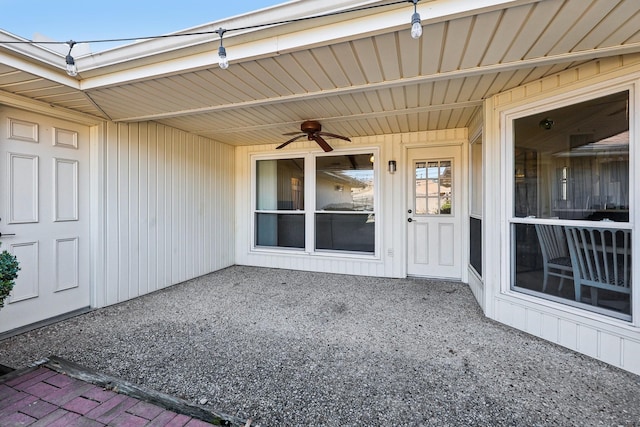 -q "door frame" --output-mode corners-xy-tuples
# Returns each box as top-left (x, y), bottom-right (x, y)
(0, 92), (103, 327)
(402, 139), (469, 283)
